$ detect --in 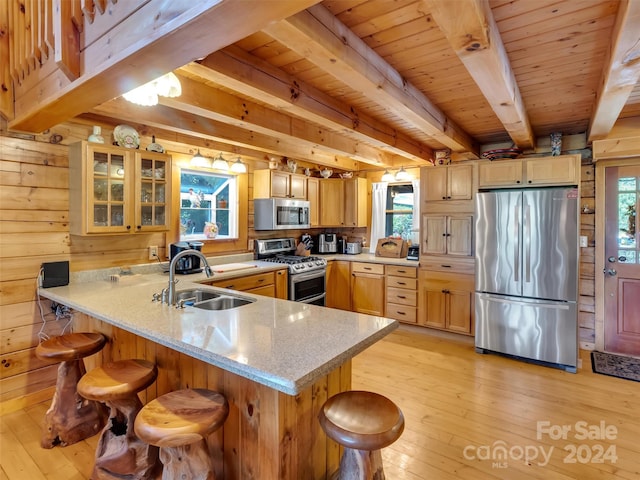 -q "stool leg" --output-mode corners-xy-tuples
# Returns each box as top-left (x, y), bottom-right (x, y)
(339, 448), (386, 480)
(159, 439), (215, 480)
(92, 396), (159, 480)
(41, 359), (106, 448)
